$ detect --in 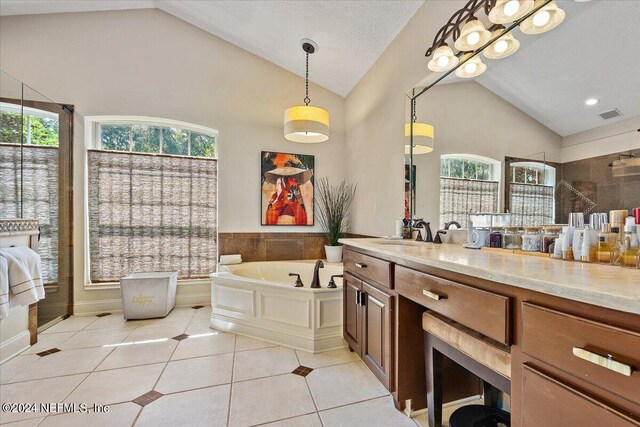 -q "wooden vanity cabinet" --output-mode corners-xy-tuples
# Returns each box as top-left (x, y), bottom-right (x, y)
(343, 273), (363, 356)
(361, 281), (394, 390)
(343, 250), (395, 391)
